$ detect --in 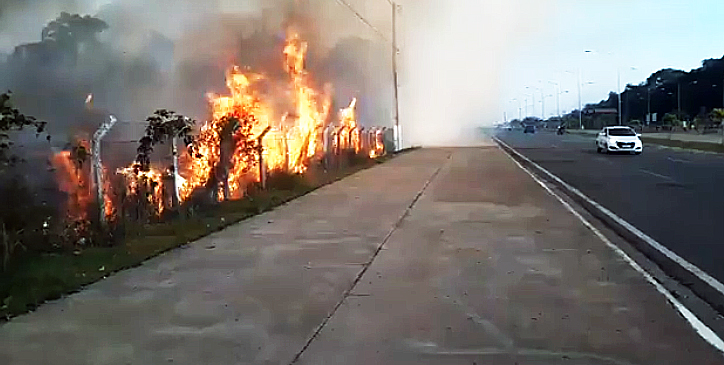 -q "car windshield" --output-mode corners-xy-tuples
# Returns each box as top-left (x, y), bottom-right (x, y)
(608, 128), (636, 136)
